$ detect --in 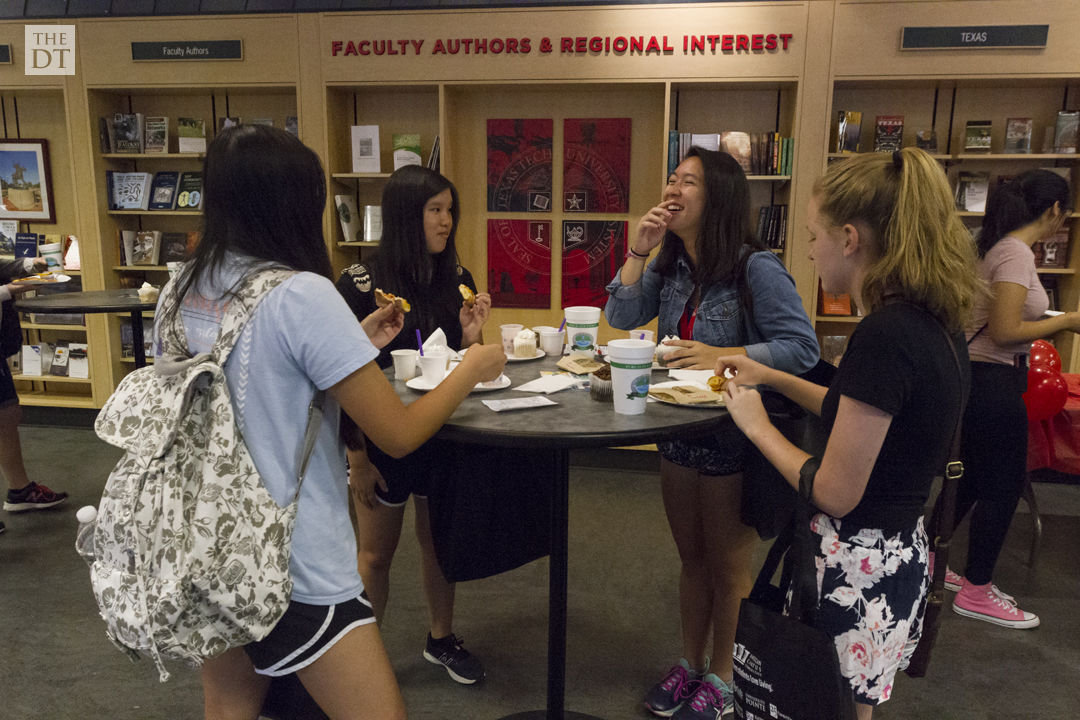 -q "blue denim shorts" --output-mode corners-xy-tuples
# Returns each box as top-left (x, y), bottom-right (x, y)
(658, 427), (748, 476)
